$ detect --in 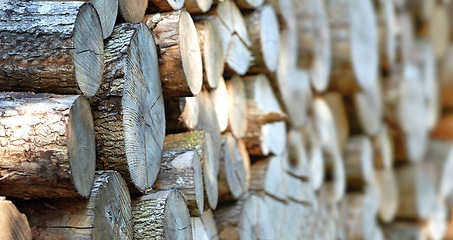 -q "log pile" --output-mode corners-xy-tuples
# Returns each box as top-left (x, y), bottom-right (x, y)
(1, 0), (453, 239)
